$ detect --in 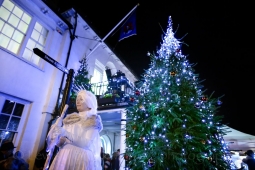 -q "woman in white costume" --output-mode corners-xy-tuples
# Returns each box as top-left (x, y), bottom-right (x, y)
(47, 90), (103, 170)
